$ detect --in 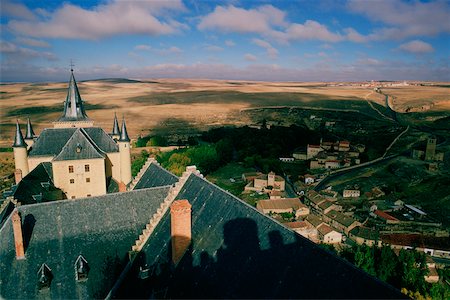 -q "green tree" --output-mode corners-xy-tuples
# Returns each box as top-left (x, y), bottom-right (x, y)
(354, 245), (376, 276)
(377, 246), (398, 283)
